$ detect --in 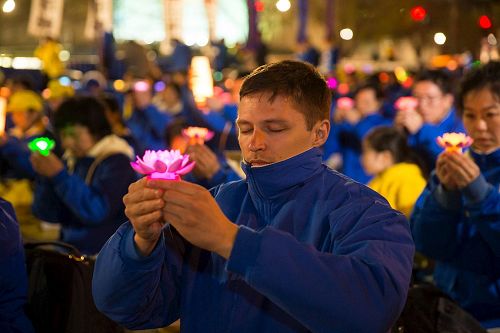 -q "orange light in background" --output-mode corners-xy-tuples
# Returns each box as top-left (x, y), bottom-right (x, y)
(337, 83), (350, 95)
(224, 78), (235, 90)
(41, 89), (51, 99)
(447, 60), (458, 71)
(190, 56), (214, 108)
(379, 72), (390, 84)
(113, 80), (126, 92)
(0, 97), (6, 136)
(0, 87), (10, 98)
(255, 1), (264, 12)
